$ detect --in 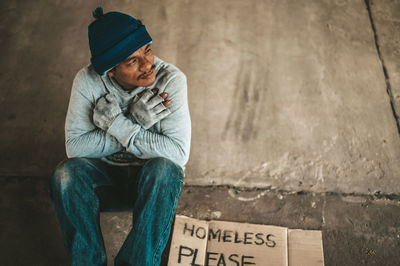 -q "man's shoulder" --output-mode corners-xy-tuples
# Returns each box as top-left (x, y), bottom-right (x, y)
(70, 65), (107, 103)
(155, 57), (186, 84)
(72, 65), (106, 97)
(73, 64), (101, 86)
